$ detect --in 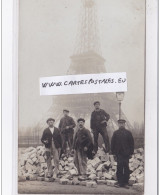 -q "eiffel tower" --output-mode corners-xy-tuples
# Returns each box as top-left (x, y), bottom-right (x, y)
(35, 0), (132, 140)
